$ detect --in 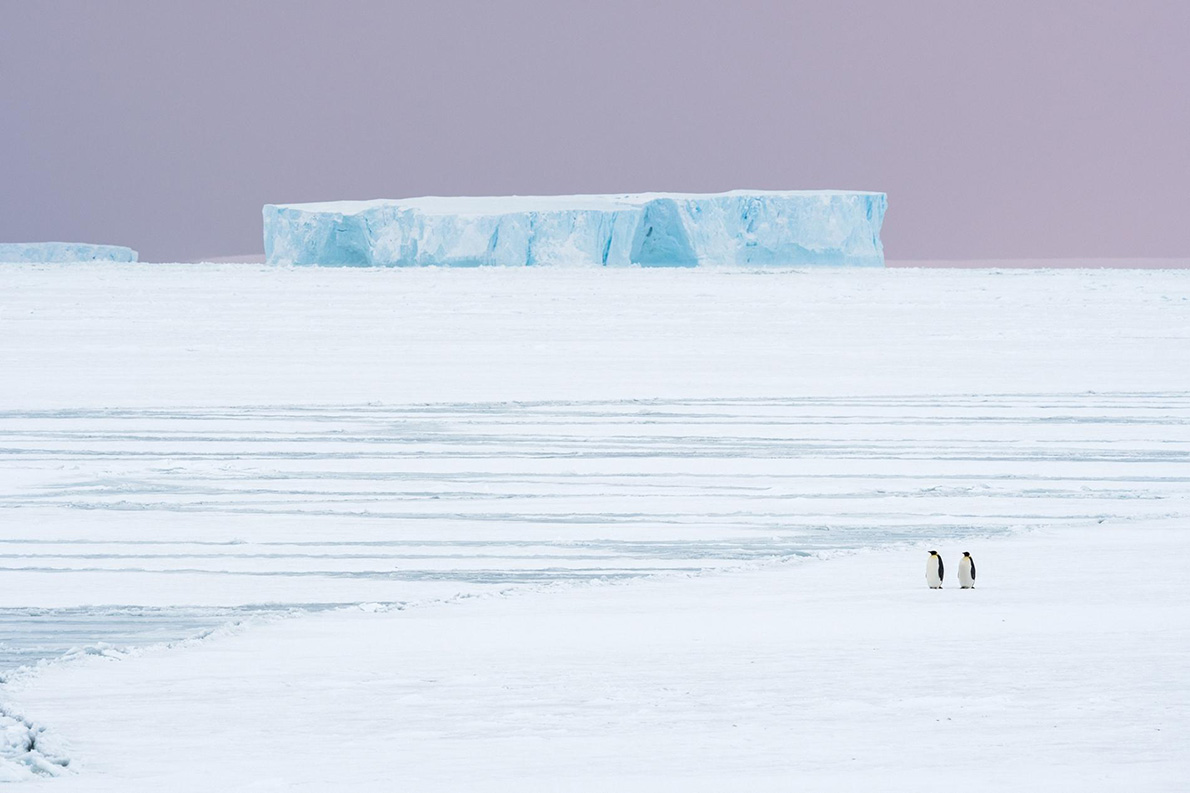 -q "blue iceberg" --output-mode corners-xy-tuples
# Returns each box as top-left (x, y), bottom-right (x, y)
(0, 242), (137, 263)
(263, 190), (886, 267)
